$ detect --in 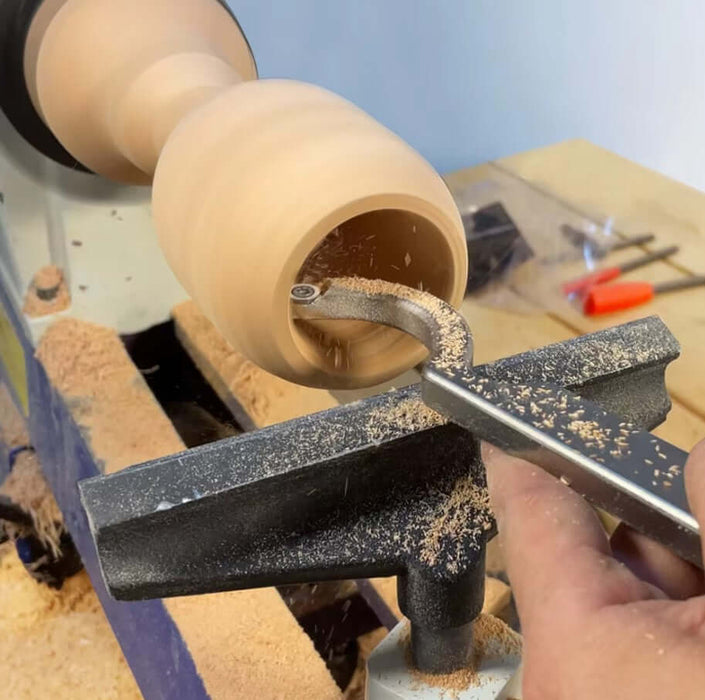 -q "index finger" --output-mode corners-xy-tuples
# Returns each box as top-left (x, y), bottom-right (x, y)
(484, 444), (663, 637)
